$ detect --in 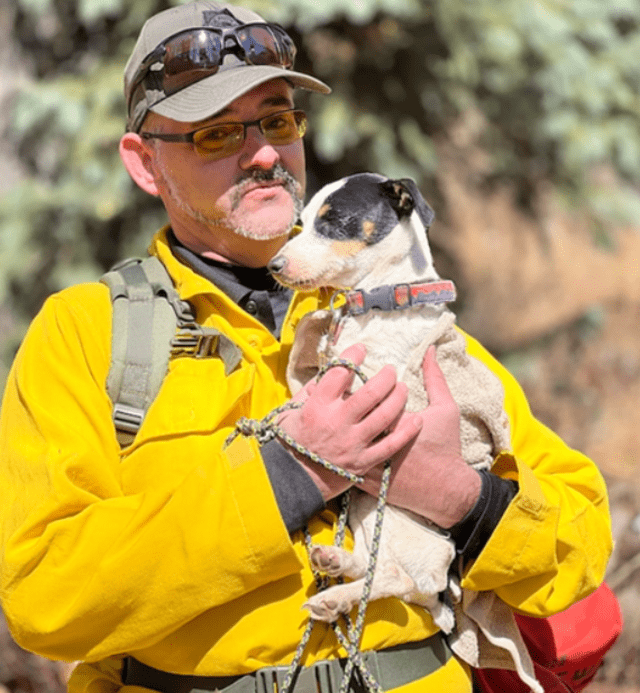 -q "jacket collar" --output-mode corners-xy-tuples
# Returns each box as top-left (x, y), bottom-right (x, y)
(147, 226), (331, 343)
